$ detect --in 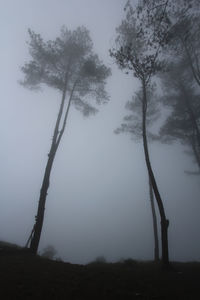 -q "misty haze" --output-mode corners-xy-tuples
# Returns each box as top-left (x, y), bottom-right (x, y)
(0, 0), (200, 298)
